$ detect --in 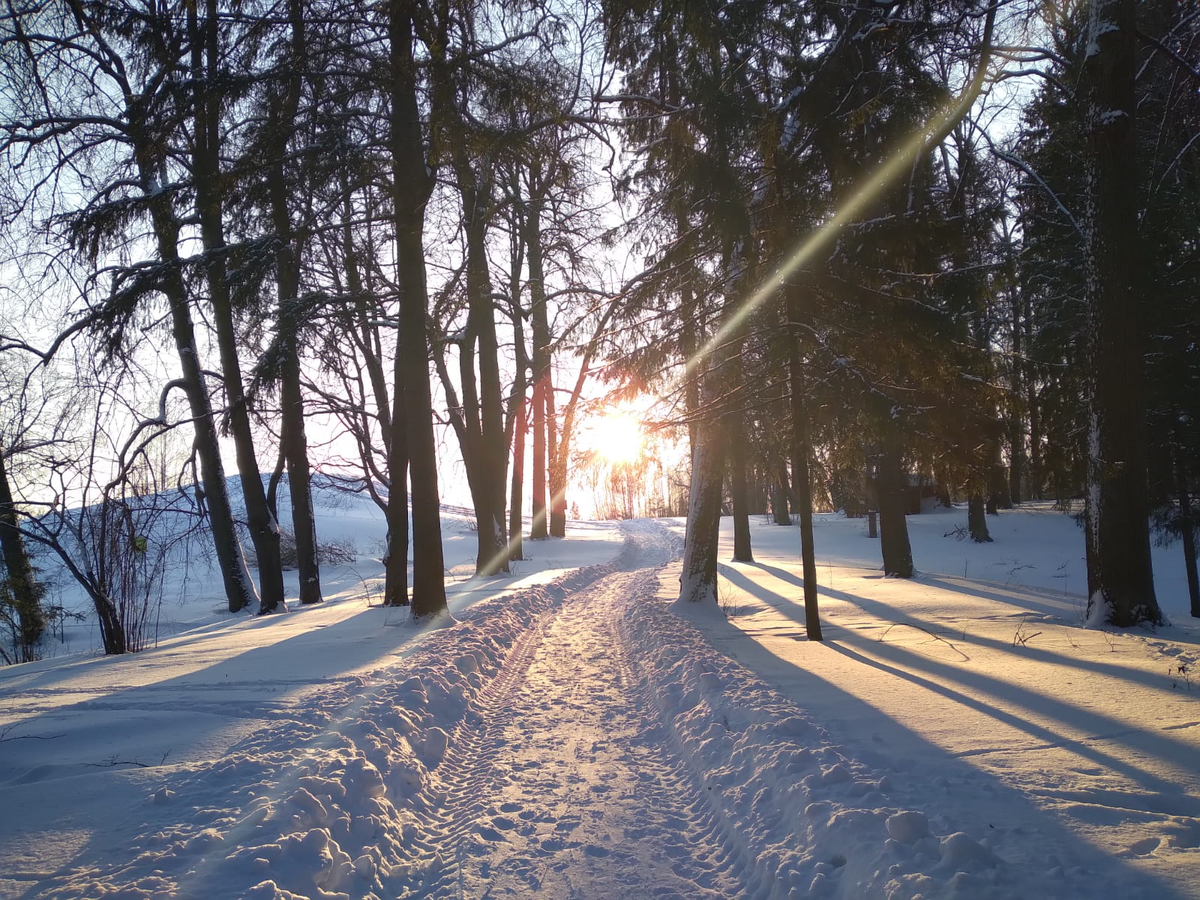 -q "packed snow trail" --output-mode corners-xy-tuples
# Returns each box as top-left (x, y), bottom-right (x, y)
(398, 529), (752, 898)
(4, 519), (1185, 899)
